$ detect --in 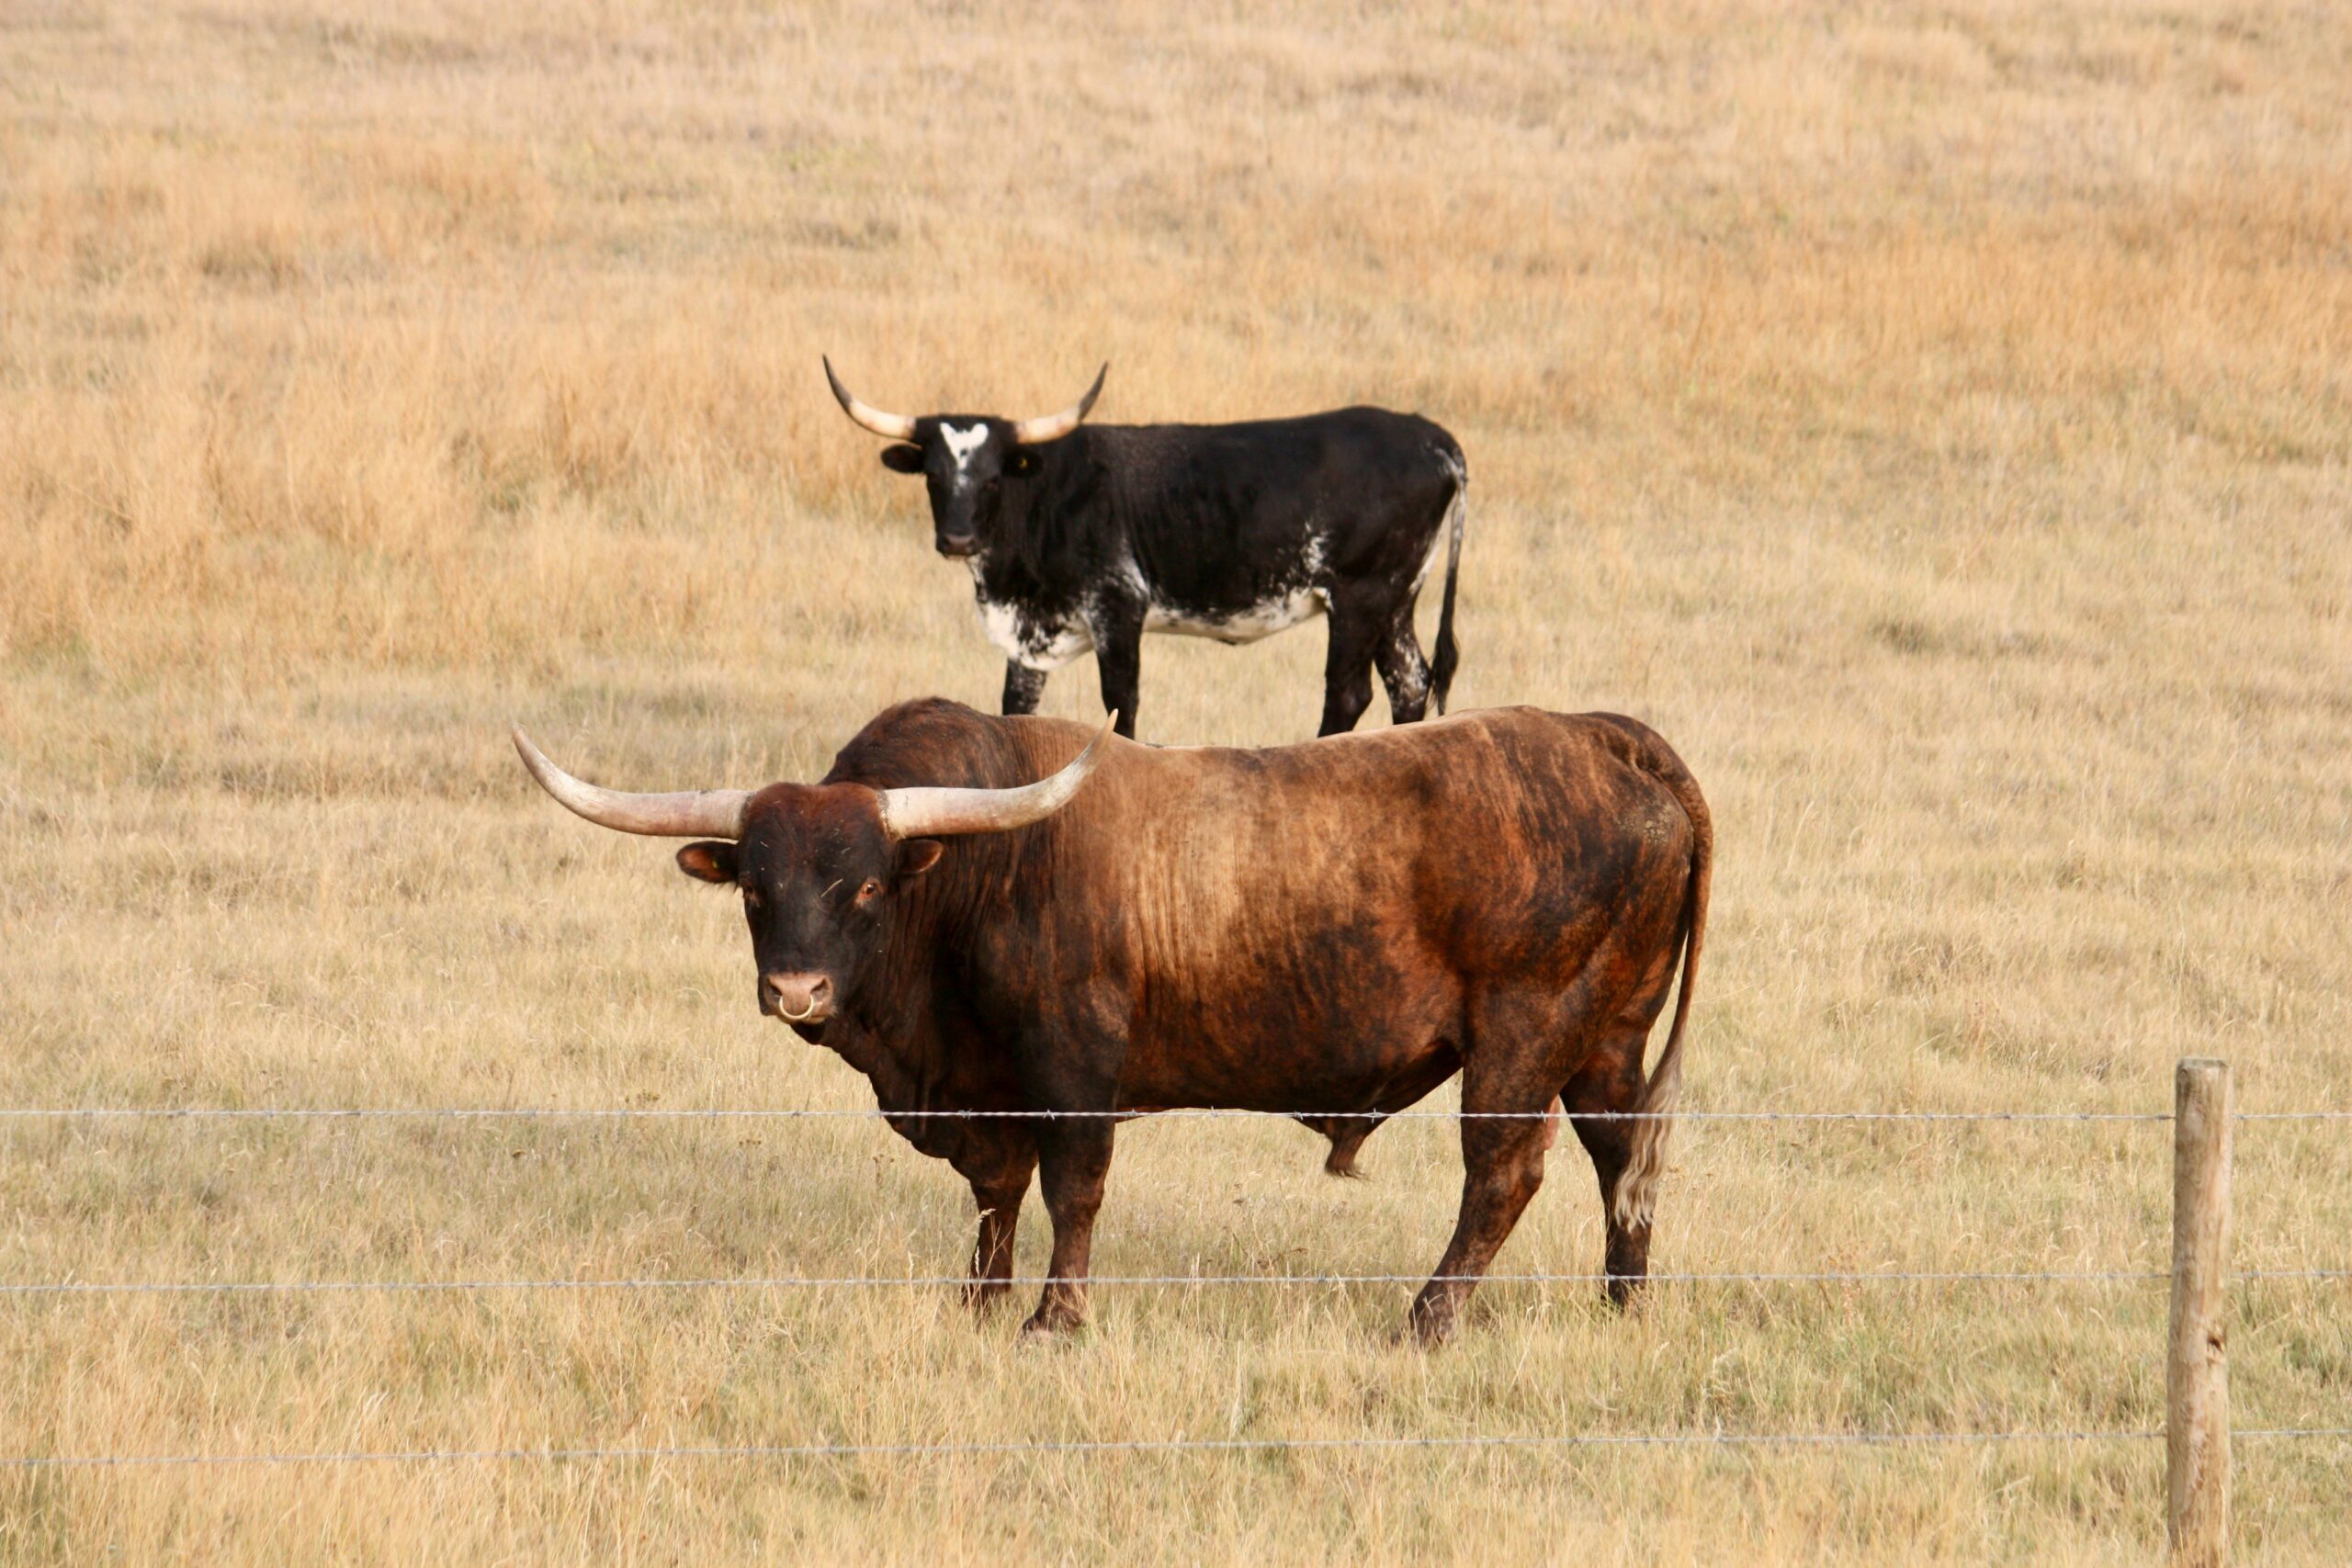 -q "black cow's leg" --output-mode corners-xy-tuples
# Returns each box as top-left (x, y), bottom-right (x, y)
(1002, 662), (1046, 716)
(1317, 596), (1380, 736)
(1092, 602), (1144, 739)
(1406, 989), (1568, 1346)
(1371, 598), (1434, 725)
(1024, 1118), (1116, 1336)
